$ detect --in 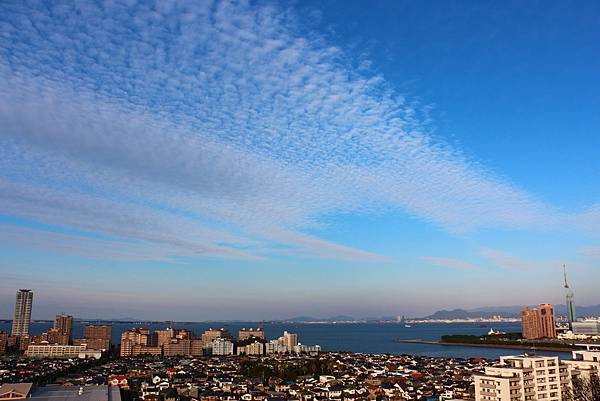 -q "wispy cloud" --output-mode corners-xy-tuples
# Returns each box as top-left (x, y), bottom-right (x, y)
(480, 248), (590, 271)
(421, 256), (477, 270)
(0, 1), (595, 262)
(578, 247), (600, 258)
